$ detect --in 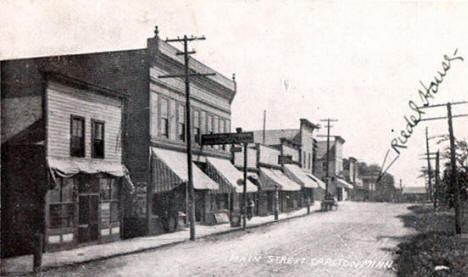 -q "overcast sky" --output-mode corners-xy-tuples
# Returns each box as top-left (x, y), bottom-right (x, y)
(2, 0), (468, 187)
